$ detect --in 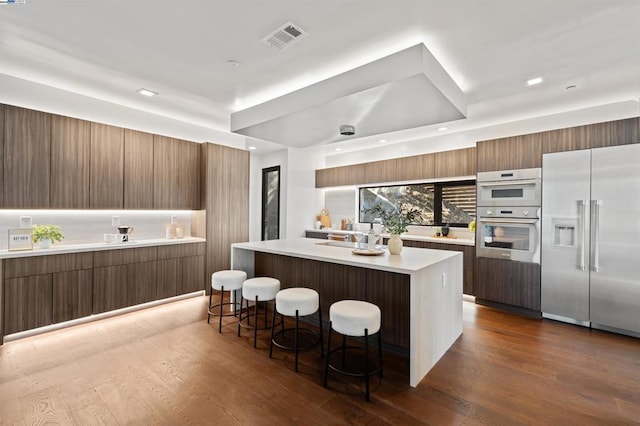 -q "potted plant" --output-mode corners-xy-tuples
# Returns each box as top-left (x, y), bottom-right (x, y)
(32, 224), (64, 249)
(363, 204), (422, 255)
